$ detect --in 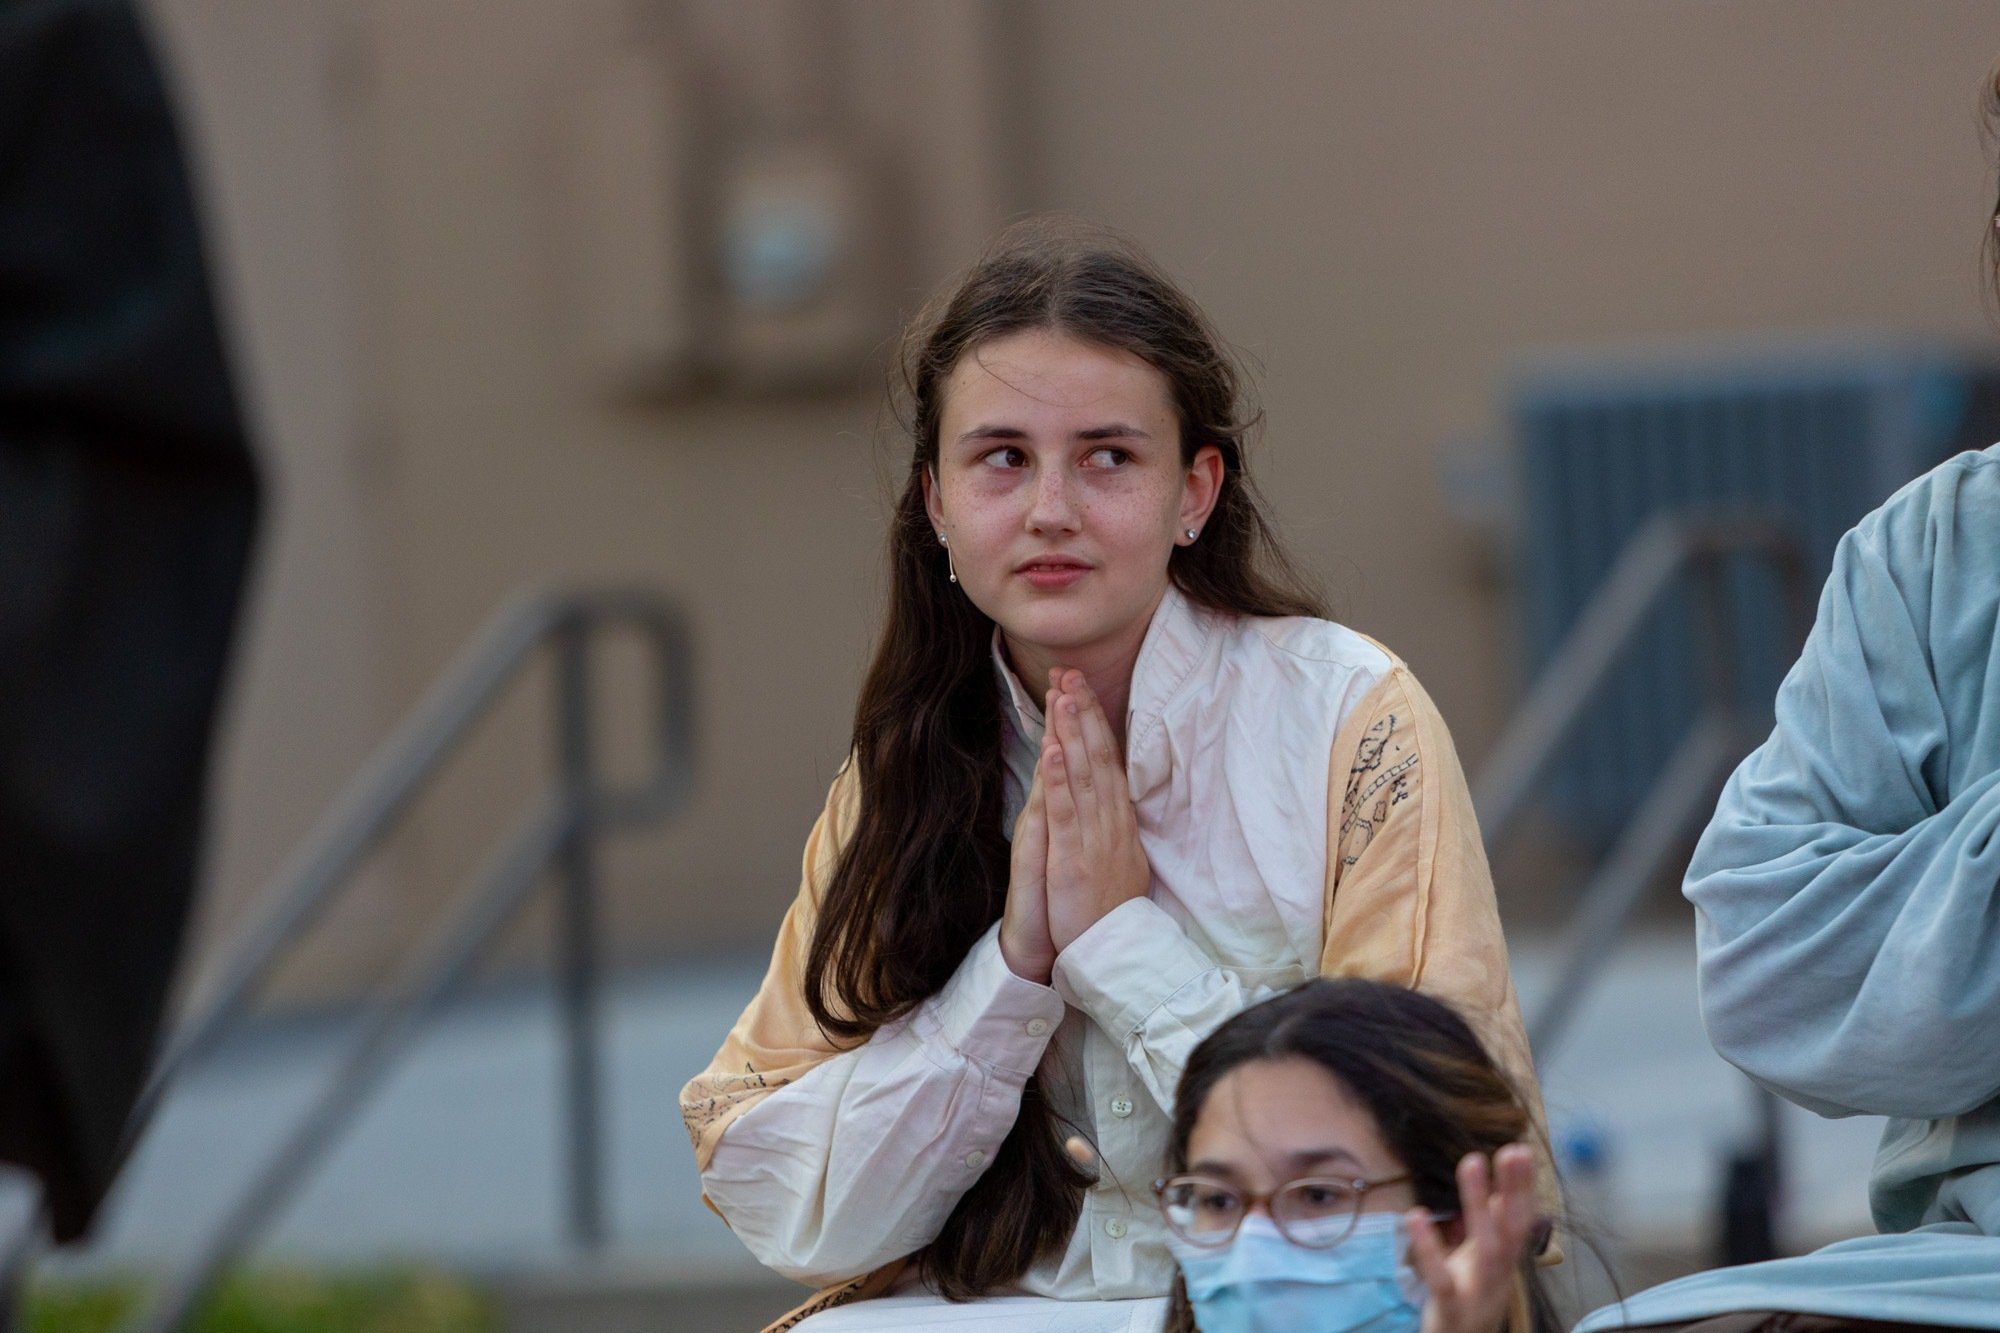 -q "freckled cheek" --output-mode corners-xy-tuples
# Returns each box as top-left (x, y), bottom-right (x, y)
(1091, 498), (1180, 557)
